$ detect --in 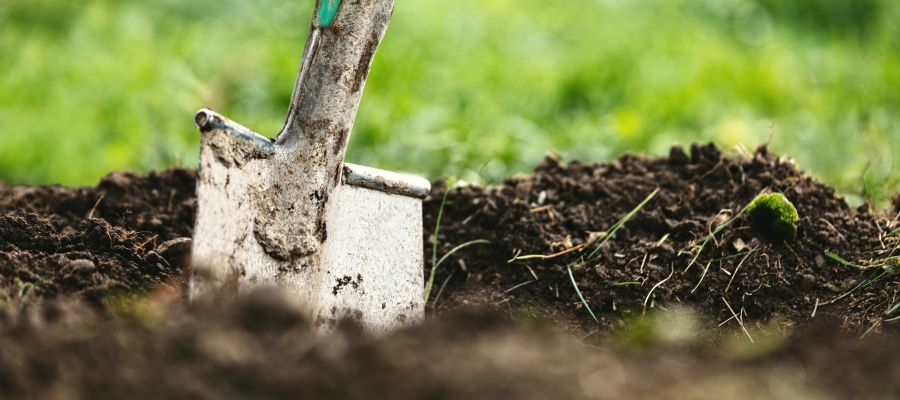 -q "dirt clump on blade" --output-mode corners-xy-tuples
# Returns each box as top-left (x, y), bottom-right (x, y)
(424, 143), (899, 338)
